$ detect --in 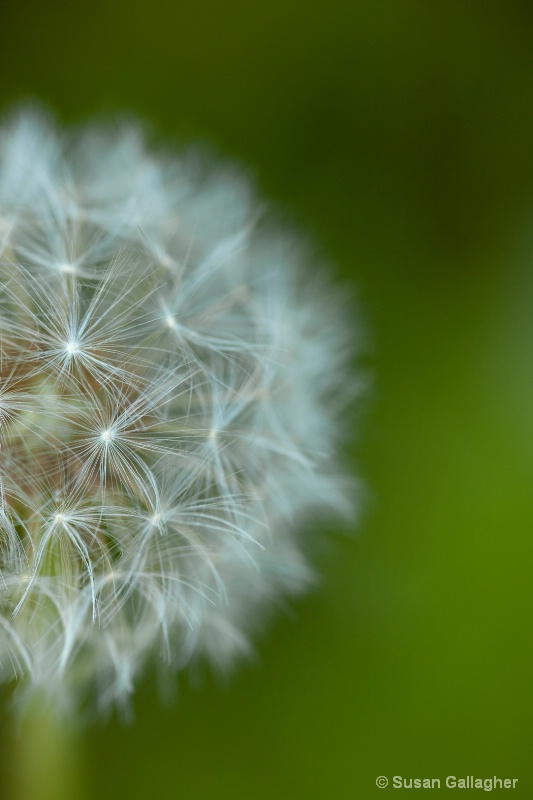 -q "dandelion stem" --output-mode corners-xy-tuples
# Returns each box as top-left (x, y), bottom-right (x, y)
(6, 695), (84, 800)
